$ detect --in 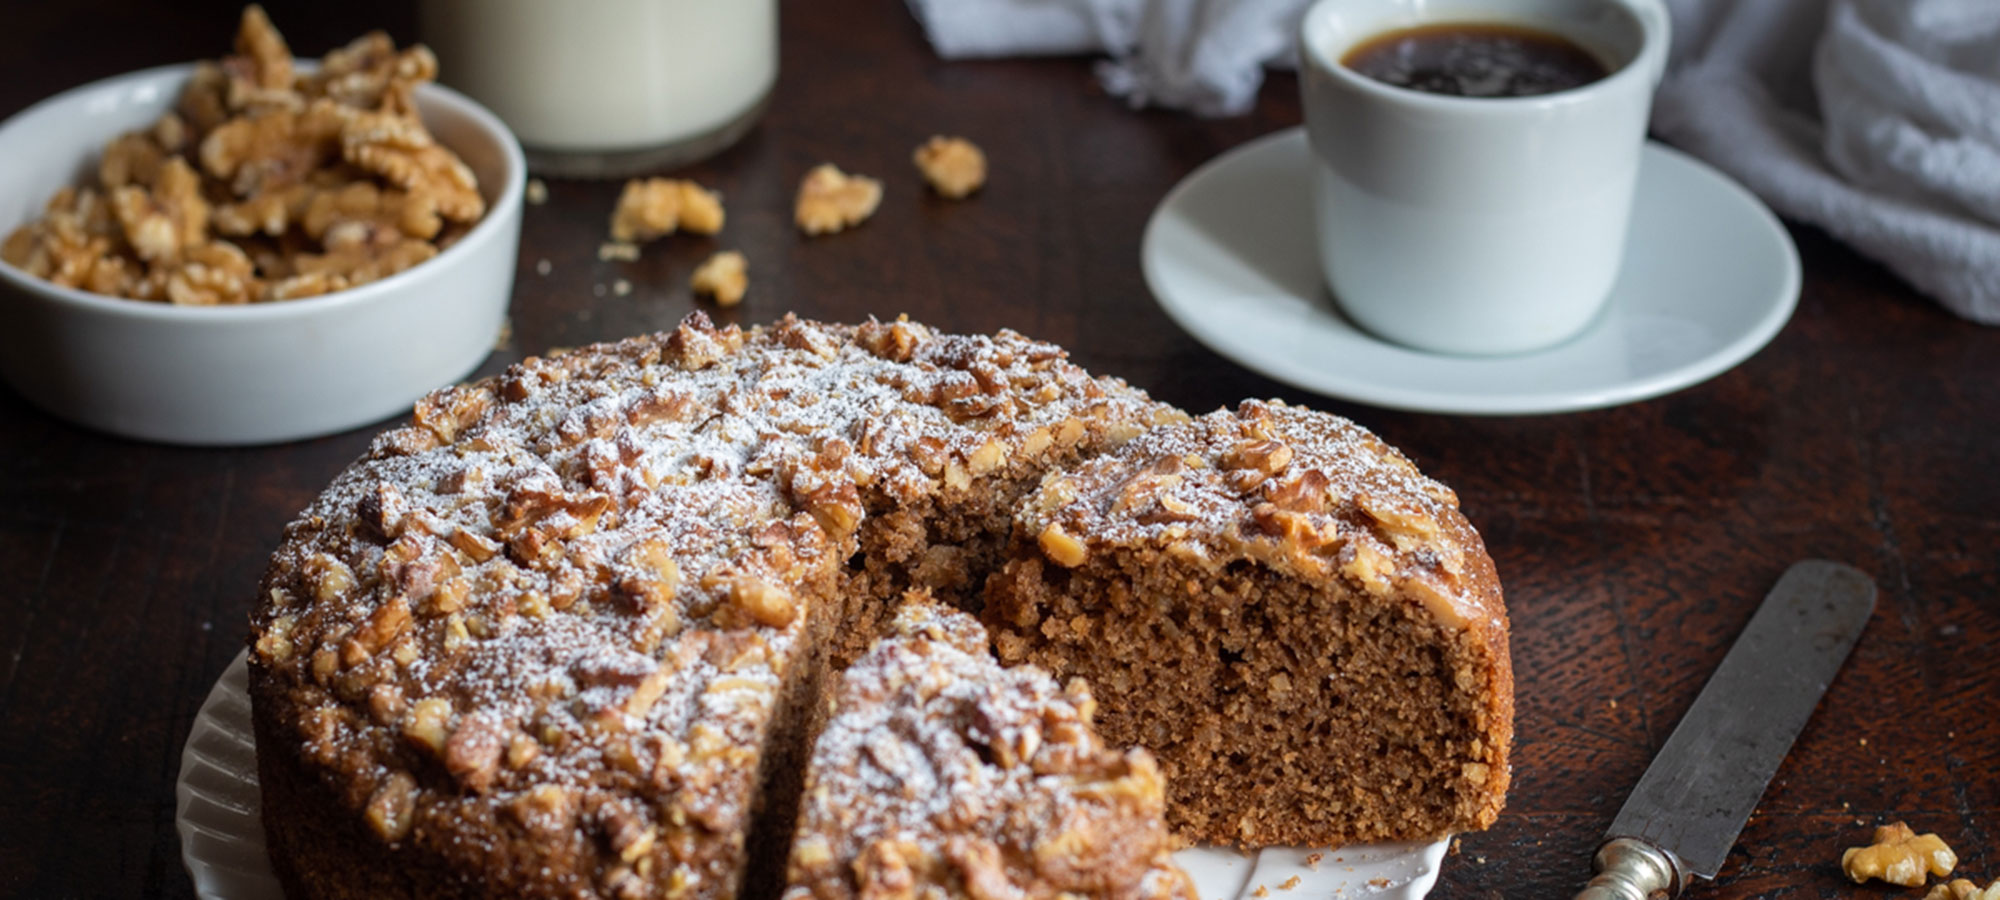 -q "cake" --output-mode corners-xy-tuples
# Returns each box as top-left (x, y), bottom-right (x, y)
(247, 312), (1510, 900)
(783, 599), (1192, 900)
(984, 400), (1513, 847)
